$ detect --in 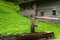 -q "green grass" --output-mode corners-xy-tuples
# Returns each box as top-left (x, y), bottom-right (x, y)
(0, 0), (60, 38)
(0, 0), (30, 34)
(36, 21), (60, 37)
